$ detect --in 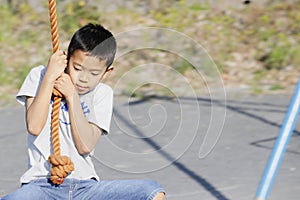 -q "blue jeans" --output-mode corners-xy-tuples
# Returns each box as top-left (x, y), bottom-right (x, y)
(2, 178), (165, 200)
